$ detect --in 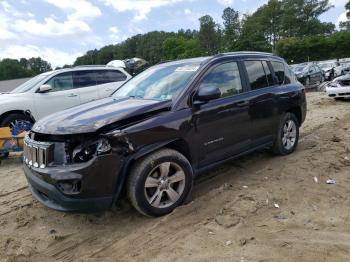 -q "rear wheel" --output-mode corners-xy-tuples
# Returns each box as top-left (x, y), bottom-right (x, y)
(272, 113), (299, 156)
(127, 149), (193, 217)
